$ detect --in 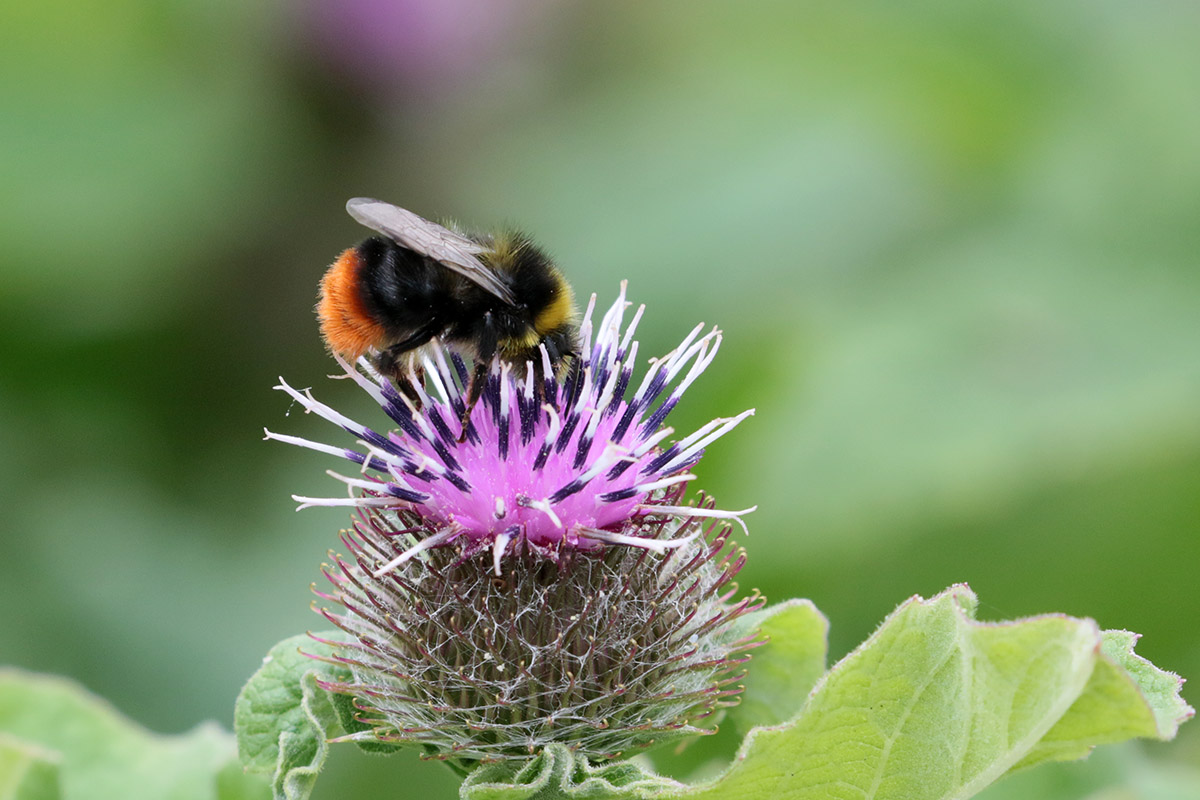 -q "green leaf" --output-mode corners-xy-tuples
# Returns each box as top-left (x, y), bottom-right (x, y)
(1011, 629), (1193, 772)
(0, 669), (267, 800)
(723, 599), (828, 734)
(646, 598), (828, 780)
(677, 585), (1192, 800)
(234, 632), (360, 800)
(234, 630), (408, 800)
(0, 733), (61, 800)
(233, 595), (1191, 800)
(460, 744), (682, 800)
(1101, 630), (1194, 738)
